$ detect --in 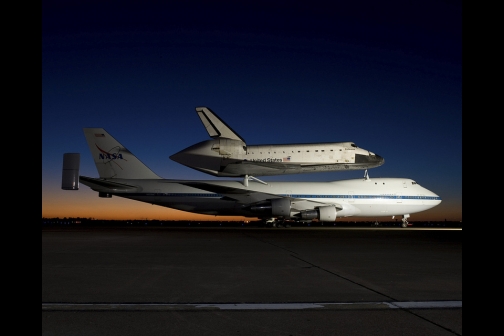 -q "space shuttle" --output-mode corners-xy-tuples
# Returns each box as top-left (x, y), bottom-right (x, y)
(170, 107), (384, 180)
